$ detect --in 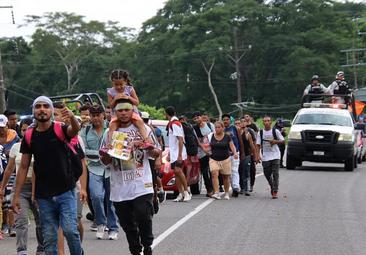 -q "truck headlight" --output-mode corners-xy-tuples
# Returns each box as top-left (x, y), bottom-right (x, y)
(288, 131), (301, 140)
(338, 133), (353, 142)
